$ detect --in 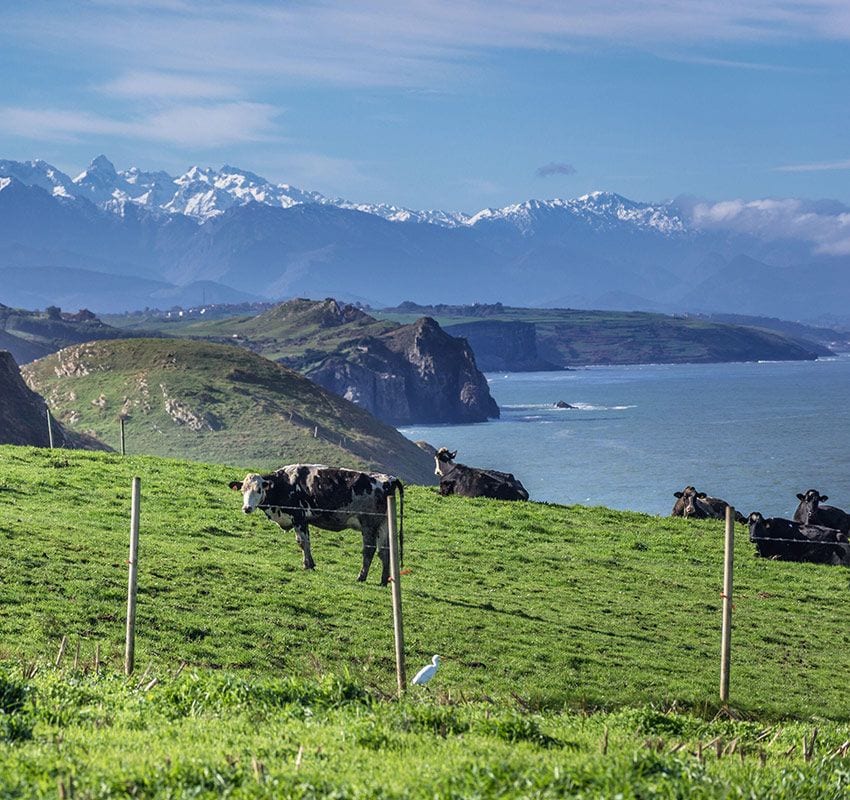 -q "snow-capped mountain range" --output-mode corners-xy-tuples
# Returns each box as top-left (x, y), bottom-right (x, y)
(0, 155), (685, 233)
(0, 155), (848, 323)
